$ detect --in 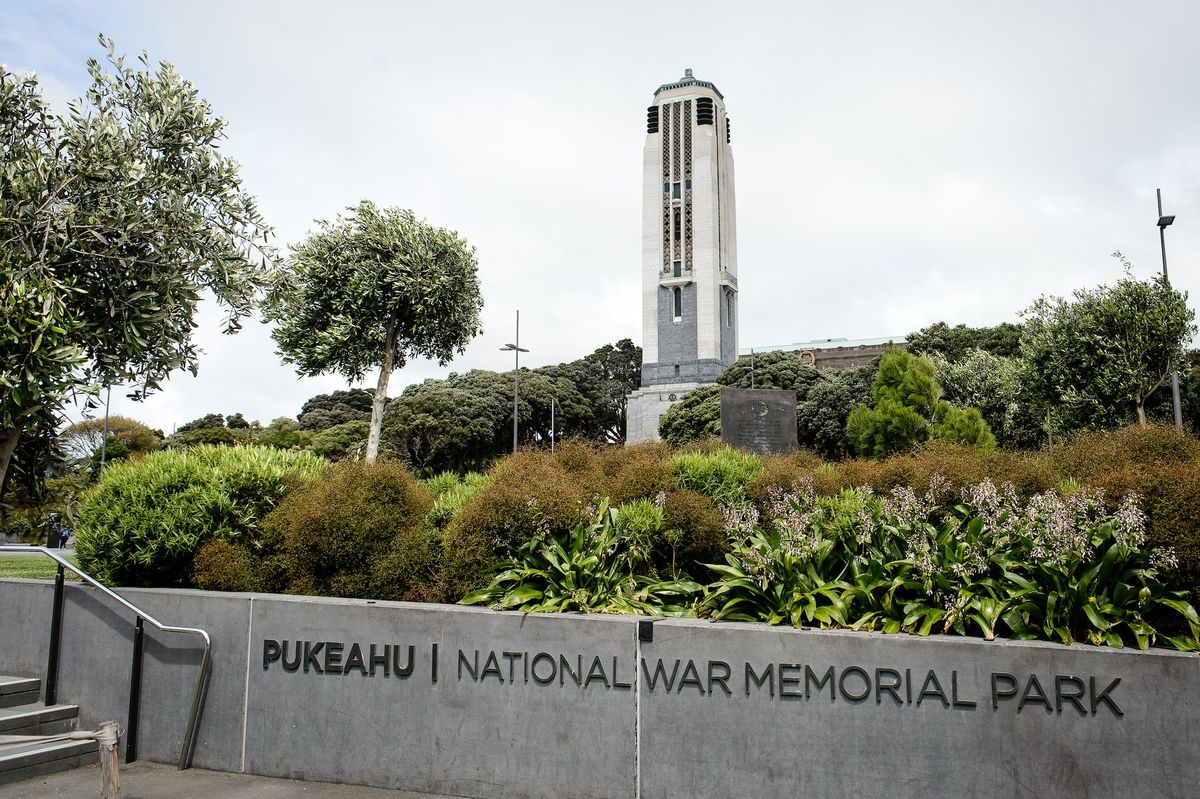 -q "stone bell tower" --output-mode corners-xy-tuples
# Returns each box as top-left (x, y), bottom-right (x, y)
(626, 69), (739, 443)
